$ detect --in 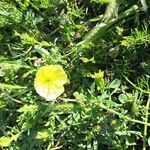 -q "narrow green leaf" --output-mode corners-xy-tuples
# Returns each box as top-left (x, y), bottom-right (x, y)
(92, 0), (112, 3)
(148, 137), (150, 146)
(0, 83), (26, 90)
(34, 45), (50, 57)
